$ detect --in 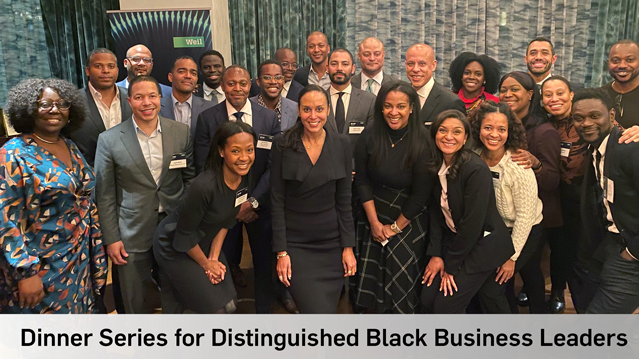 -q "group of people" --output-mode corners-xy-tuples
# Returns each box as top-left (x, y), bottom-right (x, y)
(1, 29), (639, 315)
